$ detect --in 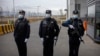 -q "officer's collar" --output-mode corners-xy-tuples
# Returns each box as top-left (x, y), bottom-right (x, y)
(45, 17), (51, 21)
(18, 18), (26, 22)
